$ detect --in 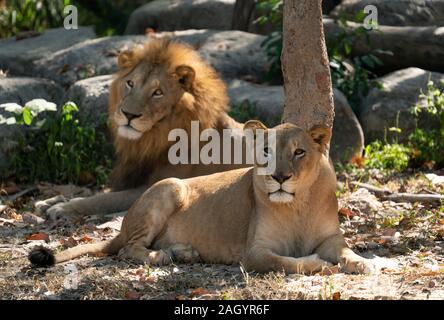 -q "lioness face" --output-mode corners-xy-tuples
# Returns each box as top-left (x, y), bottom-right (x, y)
(245, 121), (331, 204)
(113, 50), (195, 140)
